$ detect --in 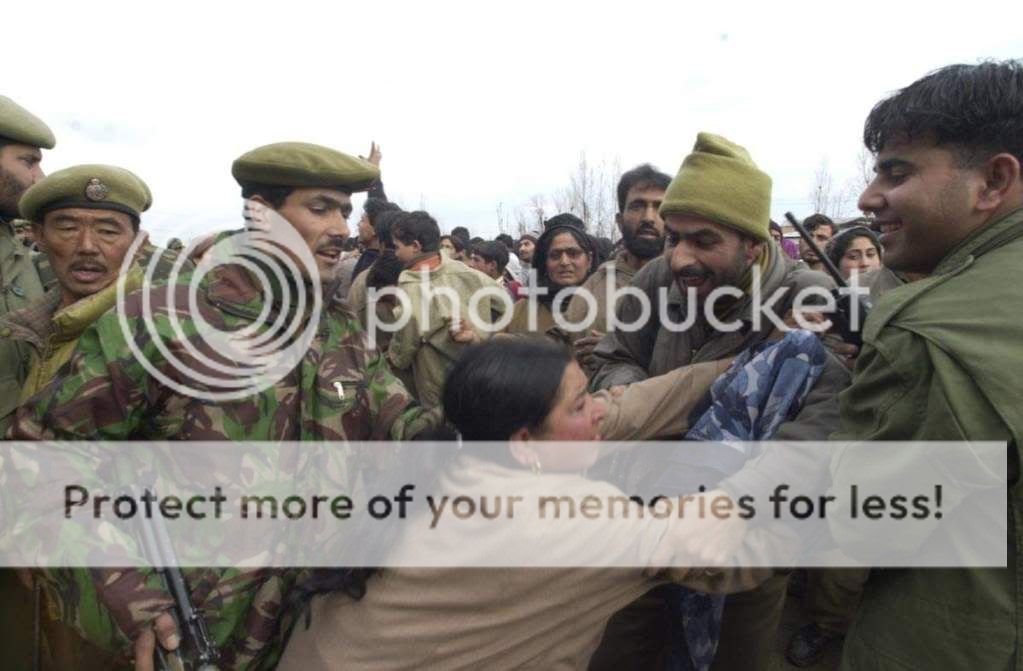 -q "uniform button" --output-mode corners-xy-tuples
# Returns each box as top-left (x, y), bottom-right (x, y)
(0, 327), (11, 337)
